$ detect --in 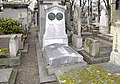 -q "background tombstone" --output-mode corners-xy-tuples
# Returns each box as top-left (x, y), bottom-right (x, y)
(72, 0), (82, 49)
(9, 35), (19, 57)
(110, 20), (120, 66)
(99, 6), (109, 34)
(43, 2), (68, 48)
